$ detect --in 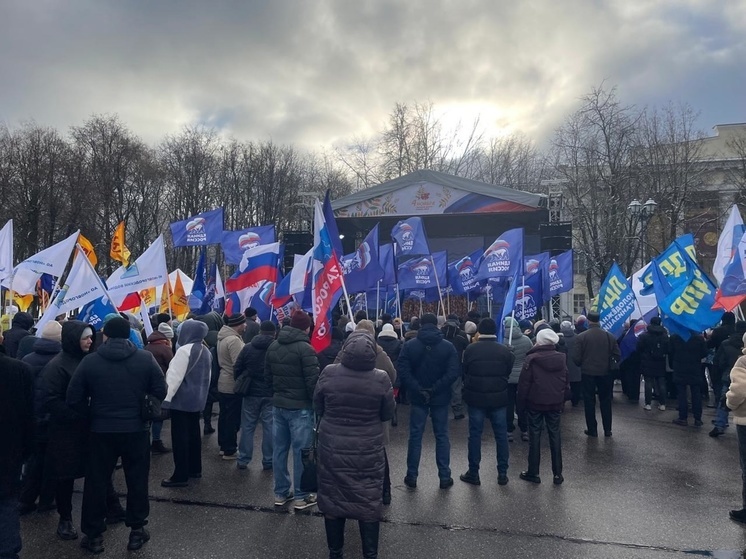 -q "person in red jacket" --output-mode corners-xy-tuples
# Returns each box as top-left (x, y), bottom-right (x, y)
(517, 328), (569, 485)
